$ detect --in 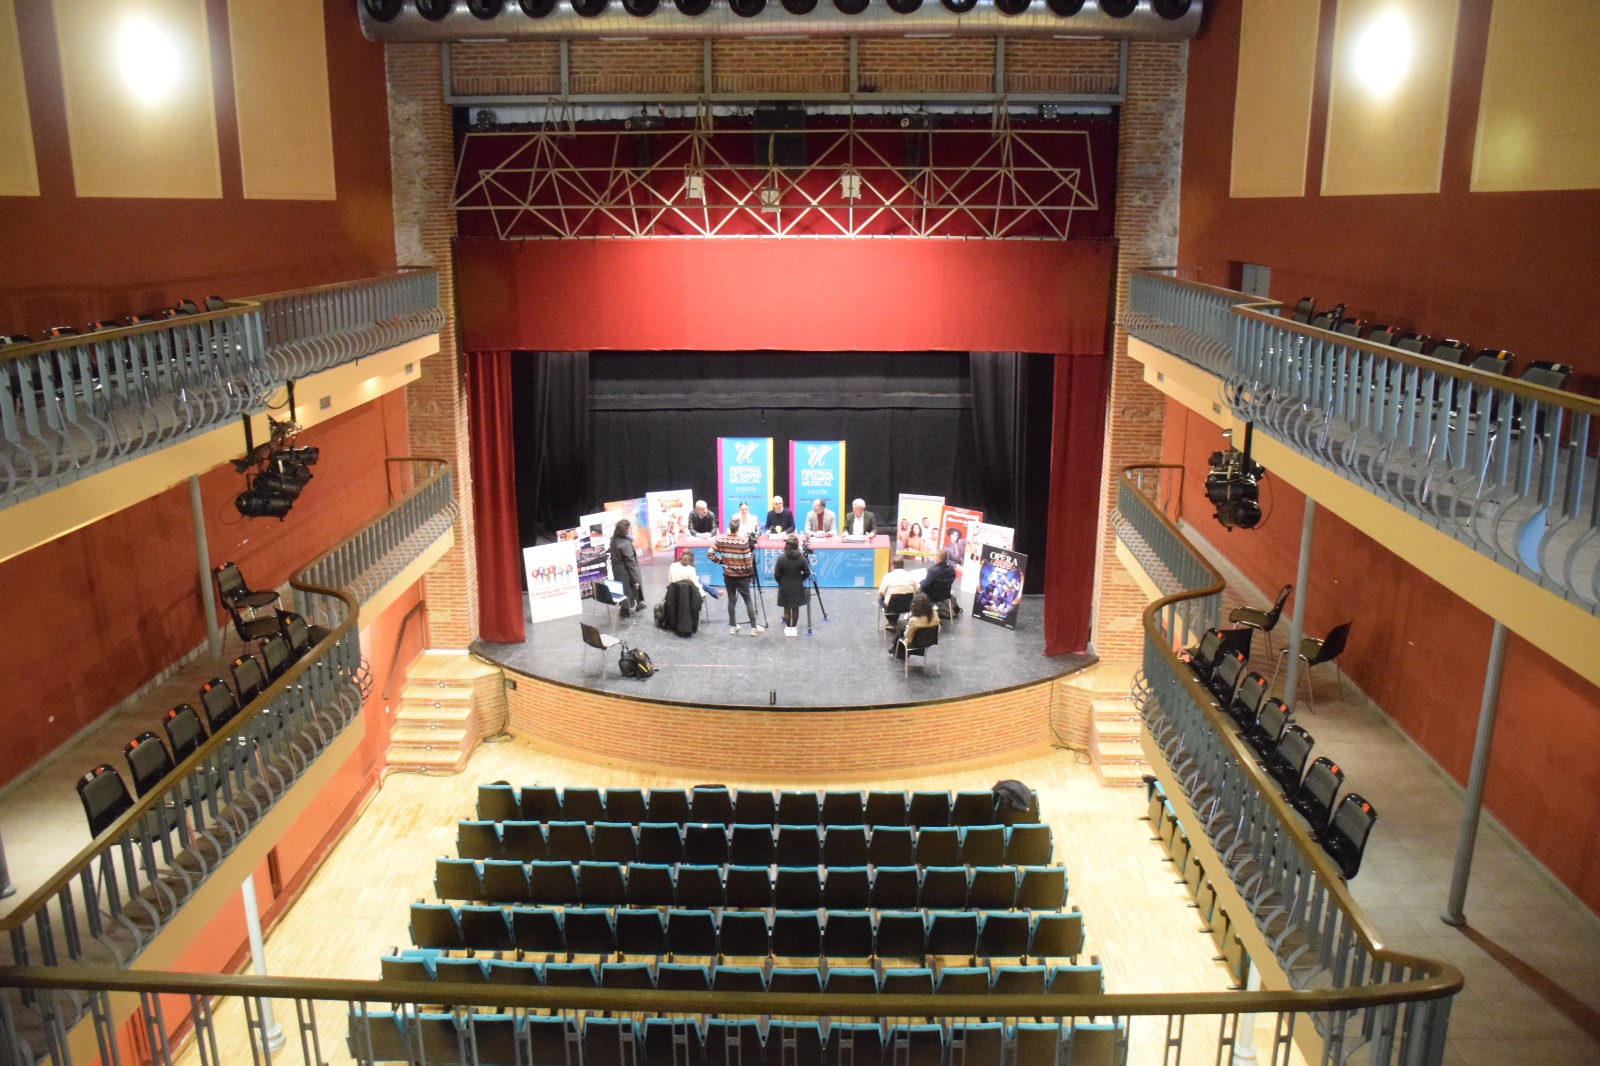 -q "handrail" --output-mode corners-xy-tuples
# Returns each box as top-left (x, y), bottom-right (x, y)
(1117, 463), (1459, 1060)
(255, 268), (445, 380)
(1127, 267), (1600, 618)
(381, 598), (429, 705)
